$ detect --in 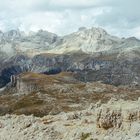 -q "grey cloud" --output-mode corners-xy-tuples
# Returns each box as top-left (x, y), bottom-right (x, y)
(0, 0), (140, 38)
